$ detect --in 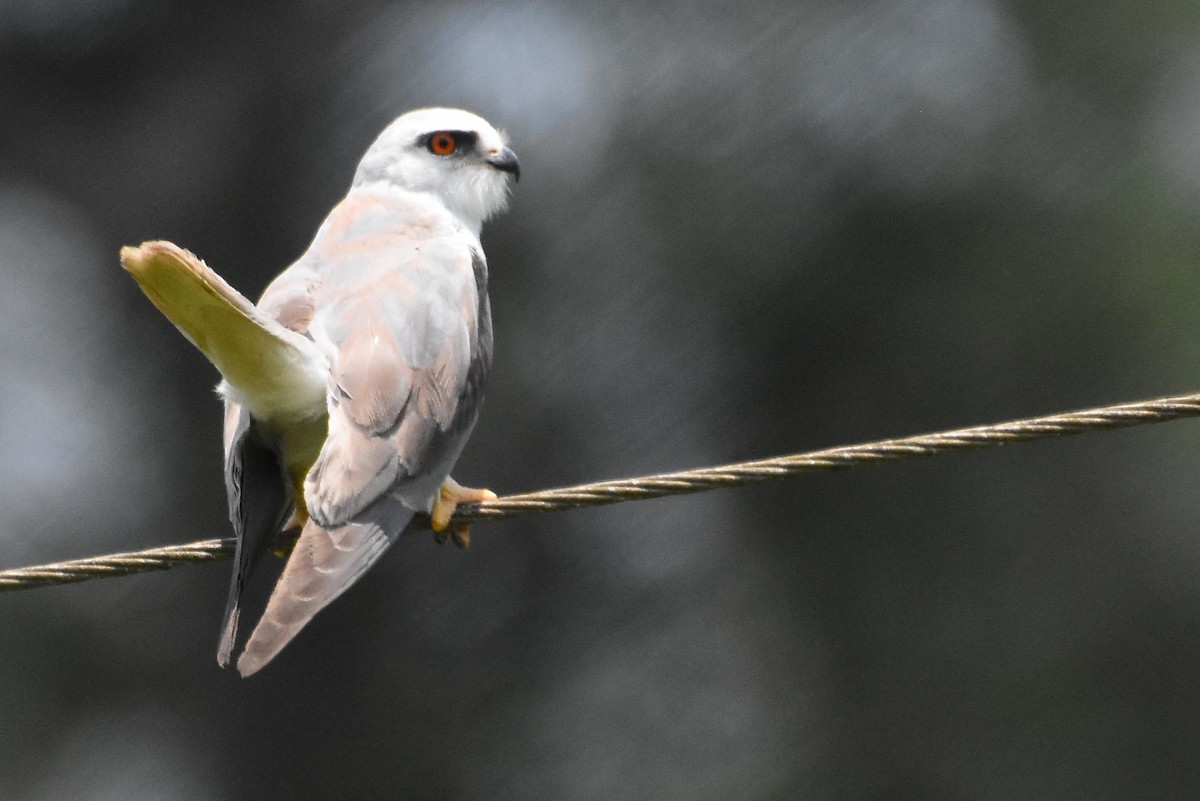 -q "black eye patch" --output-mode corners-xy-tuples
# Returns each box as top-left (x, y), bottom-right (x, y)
(418, 130), (479, 156)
